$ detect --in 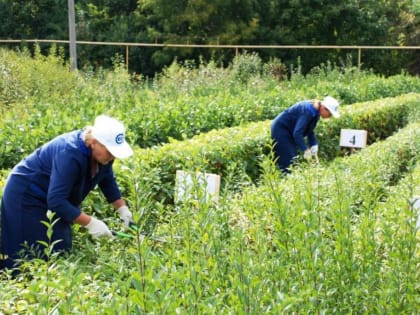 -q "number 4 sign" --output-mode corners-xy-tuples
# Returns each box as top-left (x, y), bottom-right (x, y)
(339, 129), (368, 148)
